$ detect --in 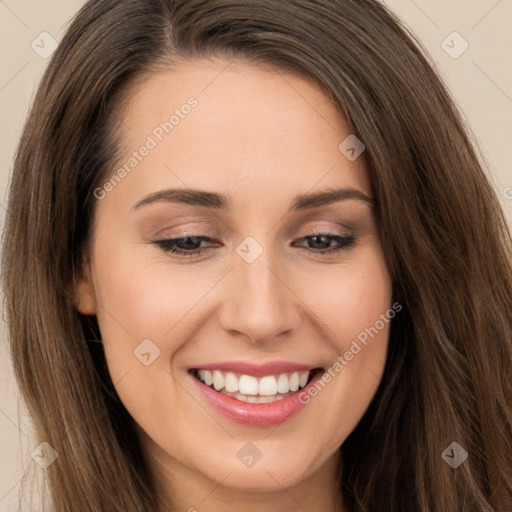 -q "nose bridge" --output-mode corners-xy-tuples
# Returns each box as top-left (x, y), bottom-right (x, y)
(219, 237), (300, 343)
